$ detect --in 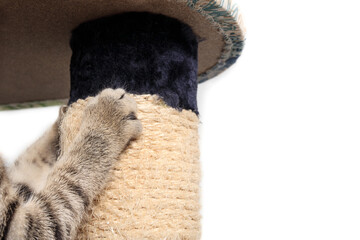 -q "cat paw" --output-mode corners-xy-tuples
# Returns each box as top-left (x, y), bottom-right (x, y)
(83, 88), (142, 141)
